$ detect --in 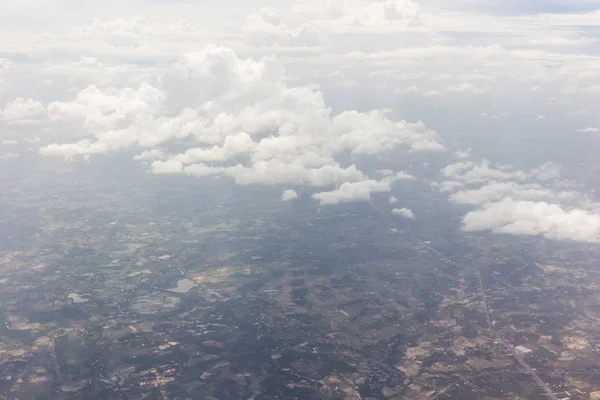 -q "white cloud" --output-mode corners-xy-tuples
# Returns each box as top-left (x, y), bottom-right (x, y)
(396, 85), (421, 94)
(39, 48), (445, 165)
(454, 148), (471, 160)
(392, 207), (415, 218)
(151, 159), (183, 174)
(462, 198), (600, 243)
(282, 189), (299, 201)
(577, 127), (599, 133)
(439, 159), (560, 184)
(450, 181), (558, 206)
(380, 170), (416, 180)
(0, 0), (598, 224)
(243, 8), (321, 47)
(389, 196), (398, 204)
(1, 139), (18, 145)
(422, 90), (441, 97)
(224, 162), (366, 187)
(133, 149), (166, 161)
(436, 156), (600, 243)
(431, 180), (464, 193)
(377, 169), (394, 176)
(446, 82), (489, 94)
(2, 98), (46, 122)
(37, 46), (445, 205)
(312, 179), (391, 205)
